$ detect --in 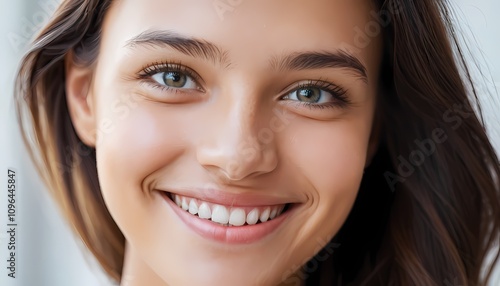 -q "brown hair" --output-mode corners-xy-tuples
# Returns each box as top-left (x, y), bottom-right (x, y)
(15, 0), (500, 285)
